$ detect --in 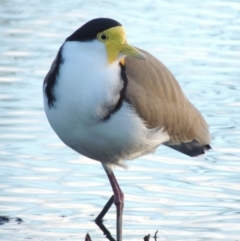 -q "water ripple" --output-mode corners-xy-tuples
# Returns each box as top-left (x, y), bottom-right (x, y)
(0, 0), (240, 240)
